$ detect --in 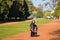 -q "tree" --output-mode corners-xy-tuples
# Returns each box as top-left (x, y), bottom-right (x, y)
(0, 0), (12, 20)
(0, 3), (3, 19)
(36, 8), (43, 18)
(43, 11), (51, 19)
(8, 0), (24, 20)
(0, 0), (32, 21)
(23, 0), (30, 19)
(31, 7), (43, 18)
(52, 0), (60, 19)
(0, 1), (9, 20)
(52, 6), (60, 18)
